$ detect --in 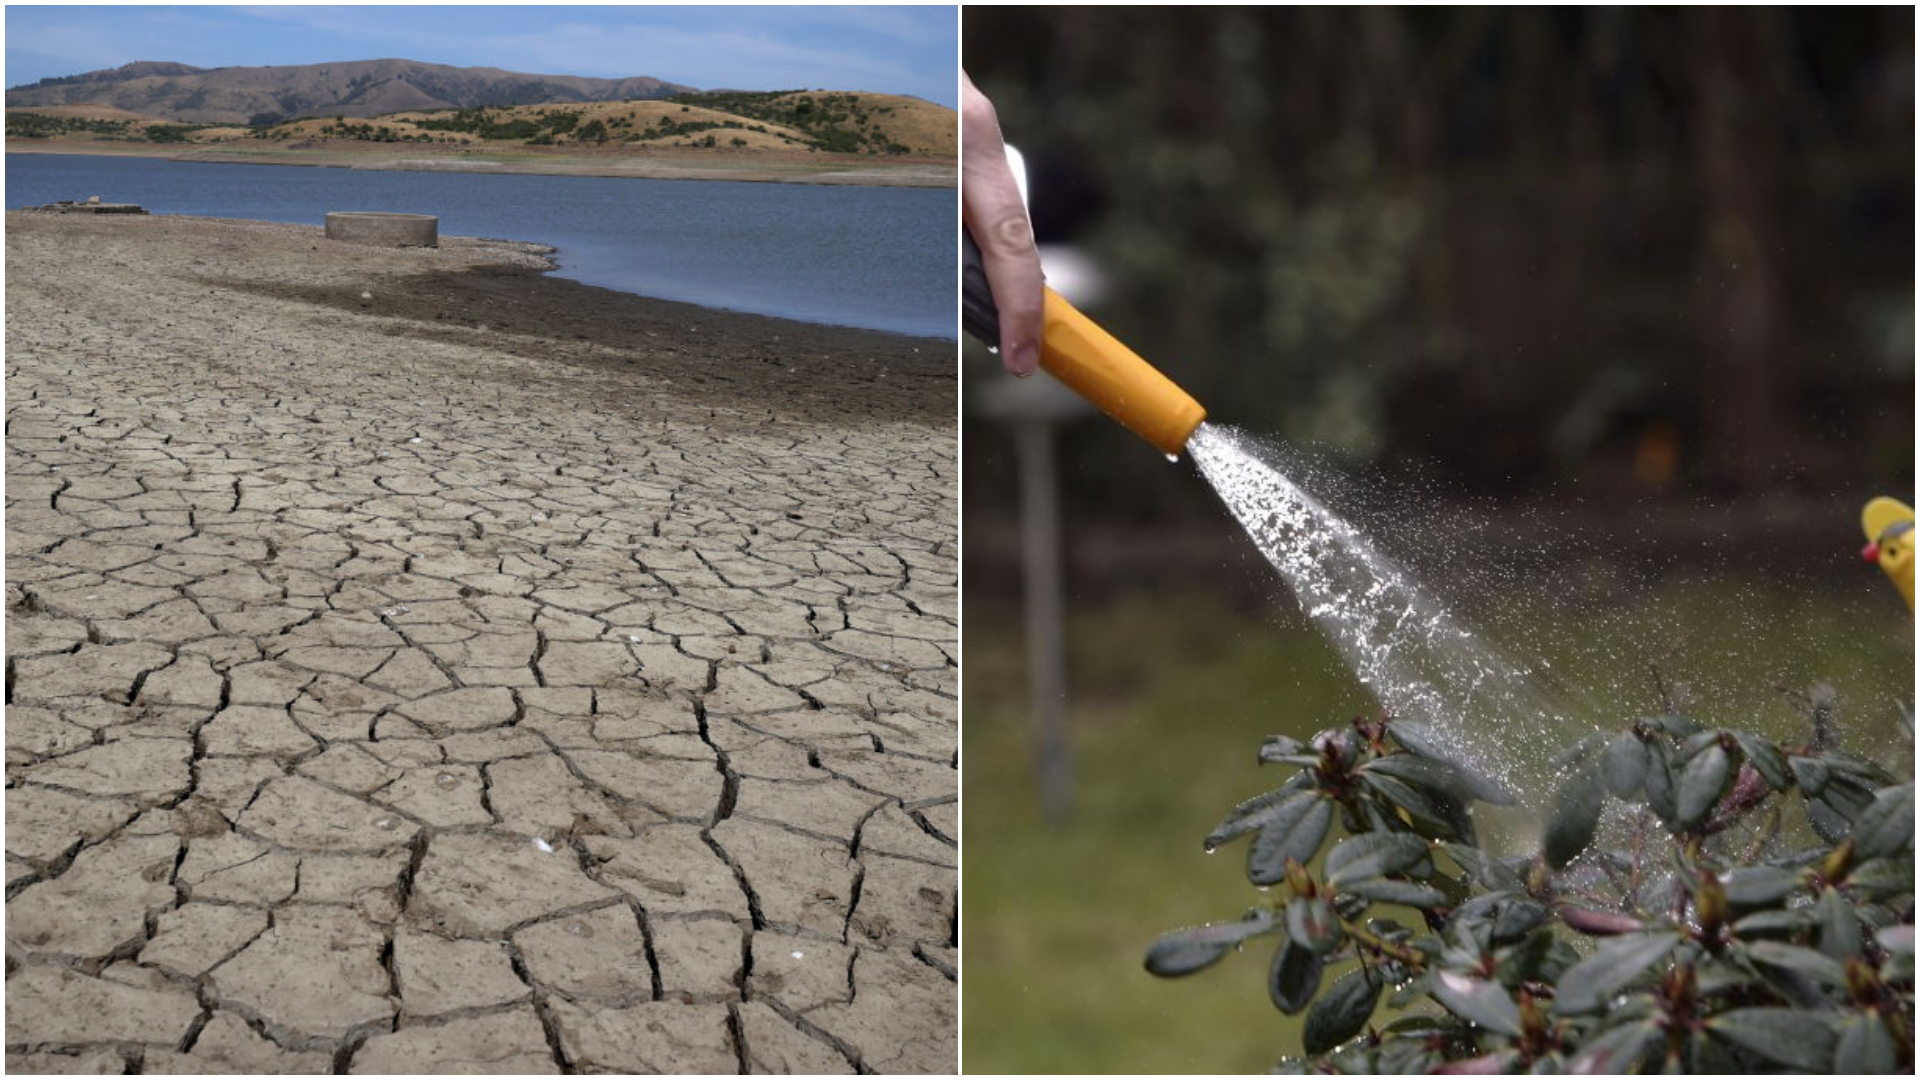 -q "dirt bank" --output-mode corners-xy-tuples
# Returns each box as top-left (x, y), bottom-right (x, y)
(6, 140), (958, 187)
